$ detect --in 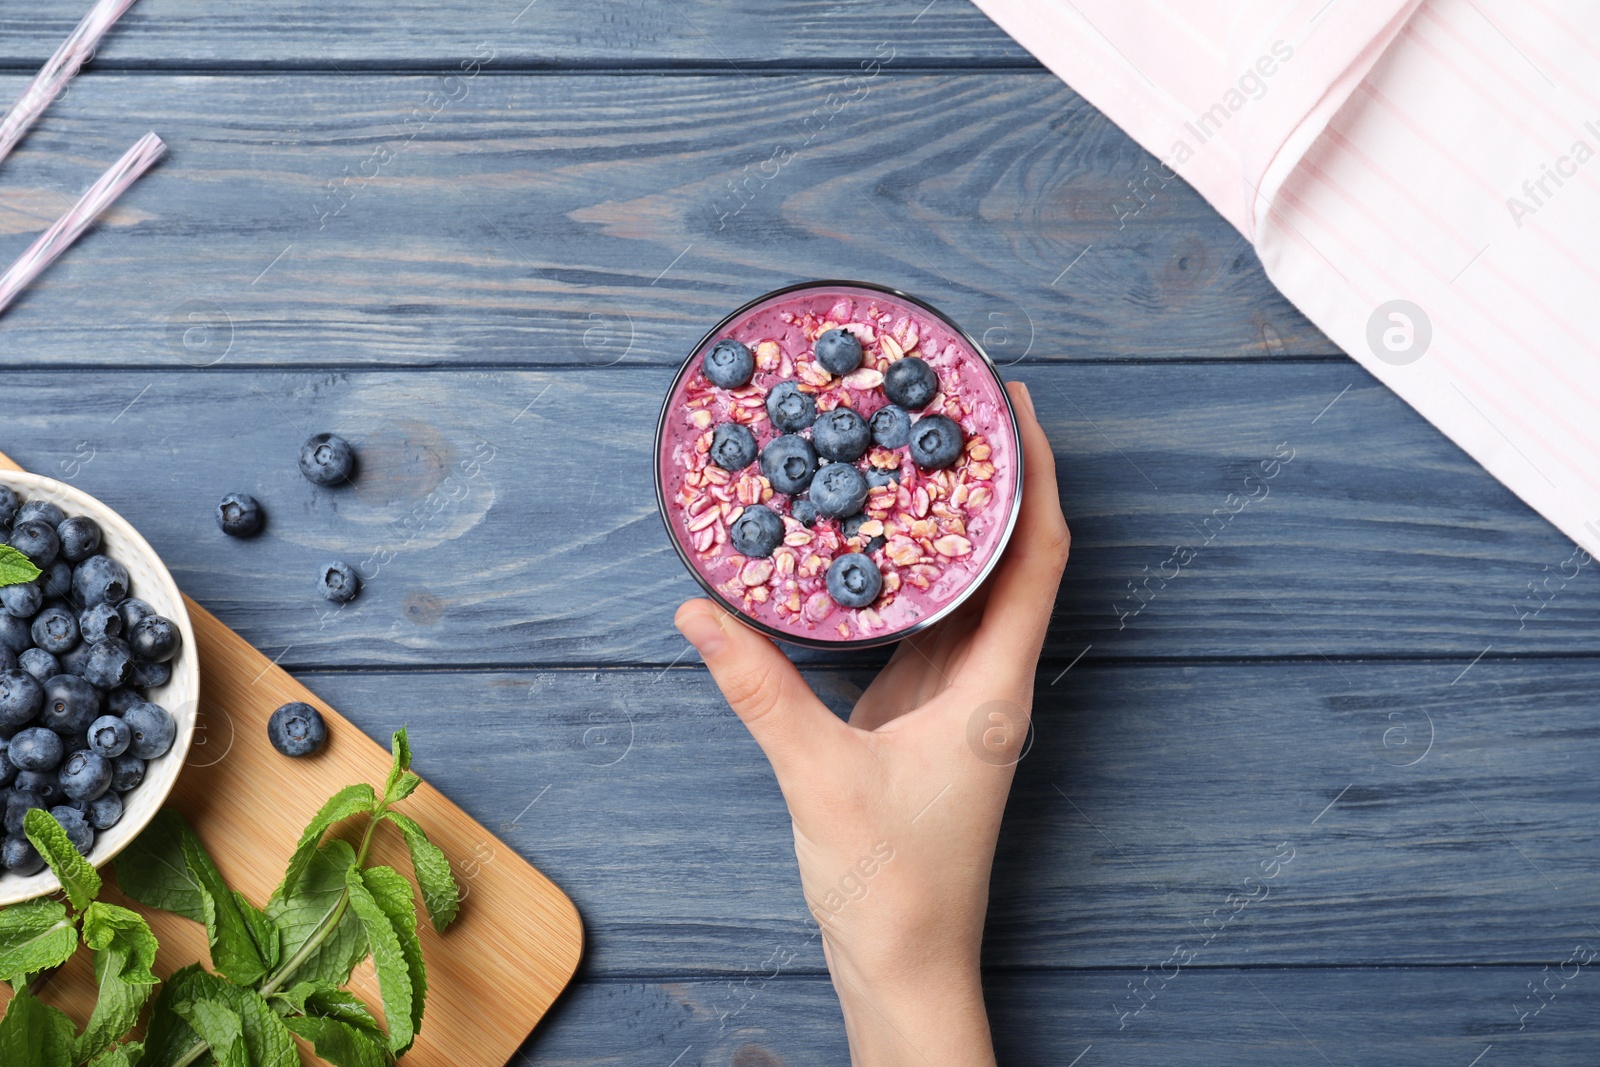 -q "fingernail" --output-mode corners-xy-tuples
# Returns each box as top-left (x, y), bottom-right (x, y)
(675, 605), (728, 657)
(1013, 381), (1036, 419)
